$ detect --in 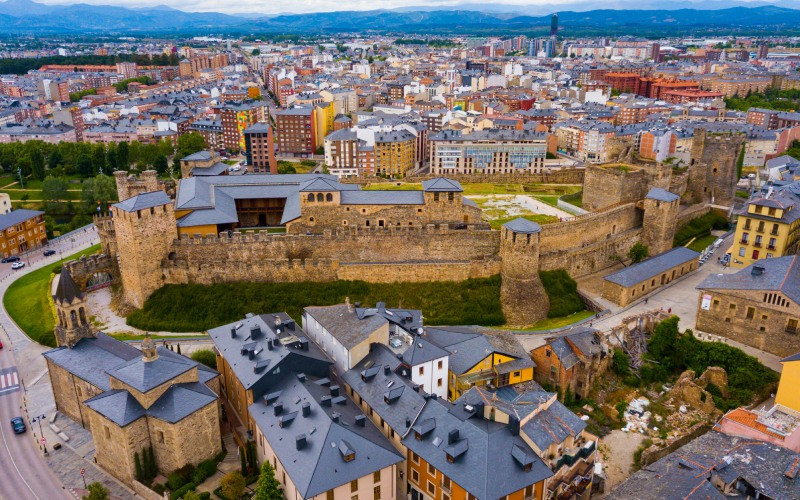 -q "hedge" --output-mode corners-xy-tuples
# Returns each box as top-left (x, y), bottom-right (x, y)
(128, 277), (505, 332)
(673, 212), (729, 247)
(538, 270), (584, 318)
